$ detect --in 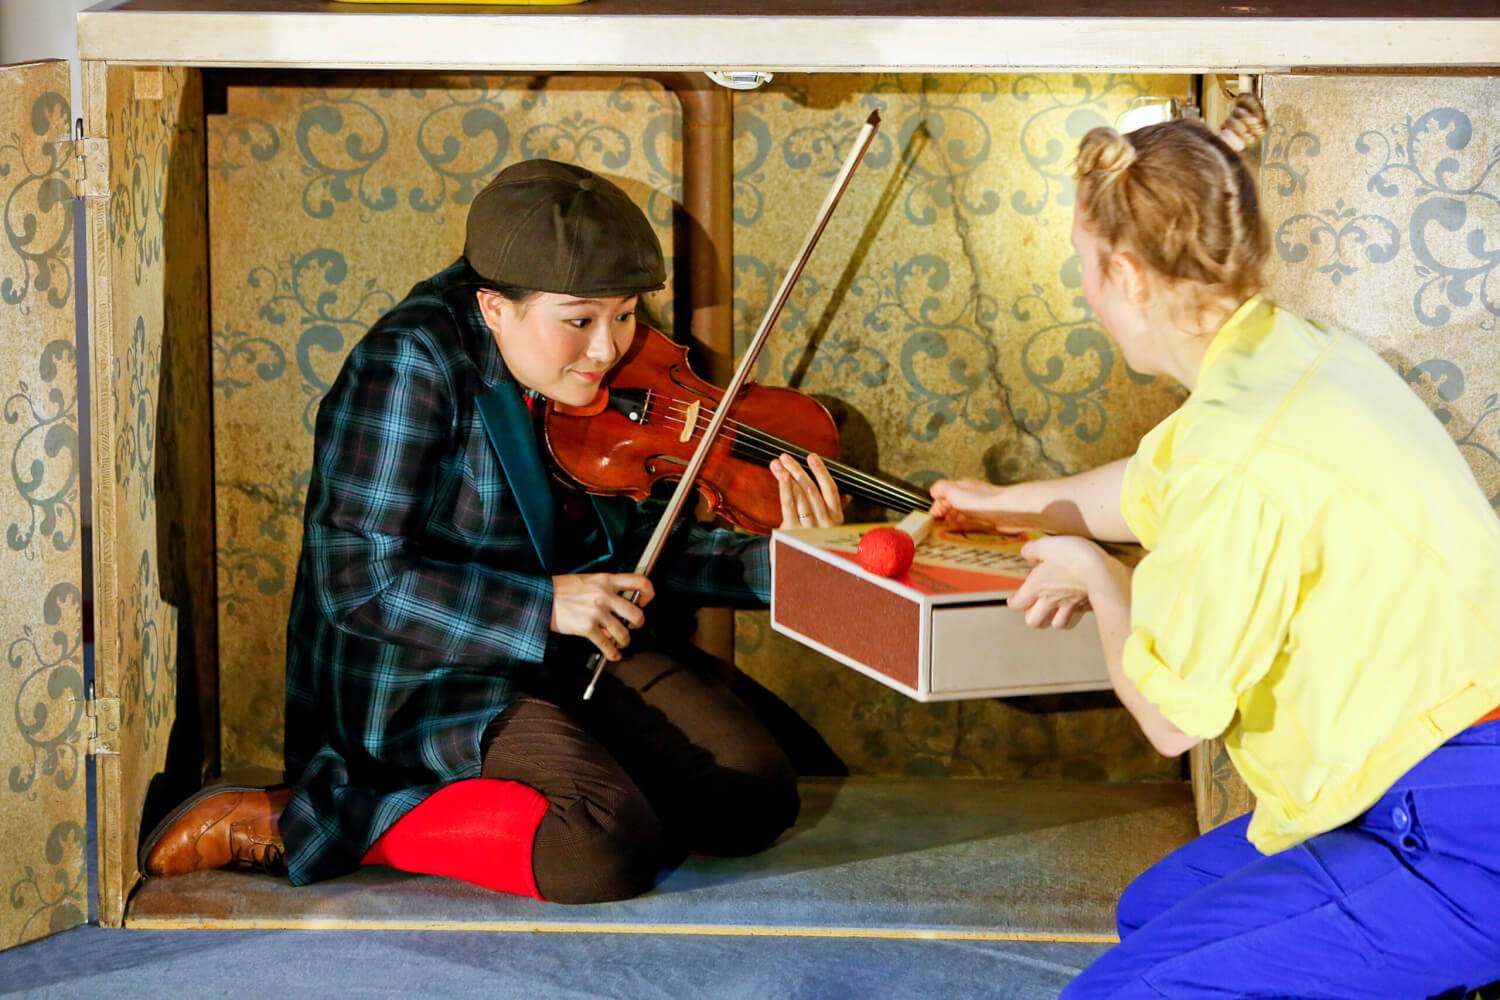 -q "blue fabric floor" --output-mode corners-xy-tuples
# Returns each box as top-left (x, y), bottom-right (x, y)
(1, 924), (1111, 999)
(0, 777), (1177, 998)
(125, 778), (1197, 939)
